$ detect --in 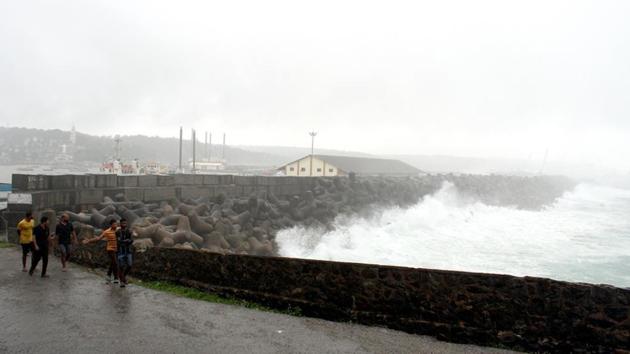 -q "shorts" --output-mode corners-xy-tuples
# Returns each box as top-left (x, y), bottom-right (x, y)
(117, 253), (133, 268)
(59, 243), (72, 256)
(21, 243), (32, 255)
